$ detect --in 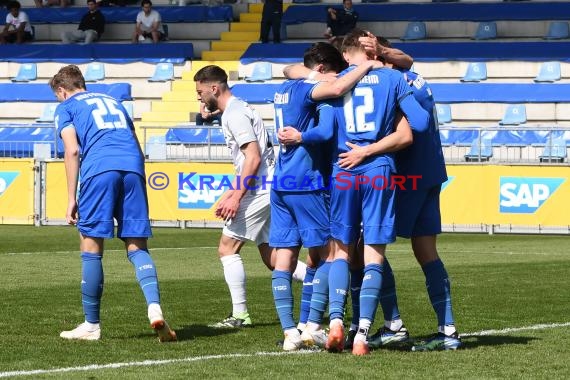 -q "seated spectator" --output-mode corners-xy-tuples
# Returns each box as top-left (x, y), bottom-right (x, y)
(0, 1), (33, 44)
(196, 102), (222, 126)
(61, 0), (105, 44)
(324, 0), (358, 39)
(132, 0), (165, 44)
(34, 0), (69, 7)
